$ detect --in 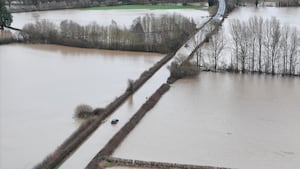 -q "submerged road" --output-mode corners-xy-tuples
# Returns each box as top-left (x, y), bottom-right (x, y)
(34, 1), (227, 168)
(84, 0), (228, 168)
